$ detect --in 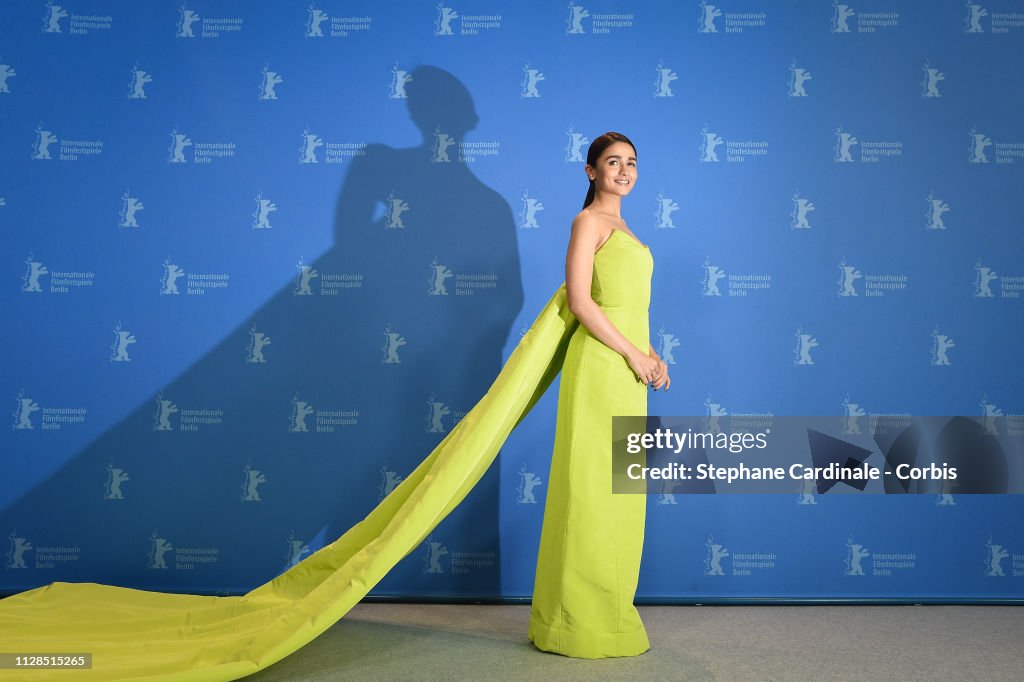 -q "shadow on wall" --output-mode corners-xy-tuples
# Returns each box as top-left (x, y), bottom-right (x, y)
(2, 65), (522, 597)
